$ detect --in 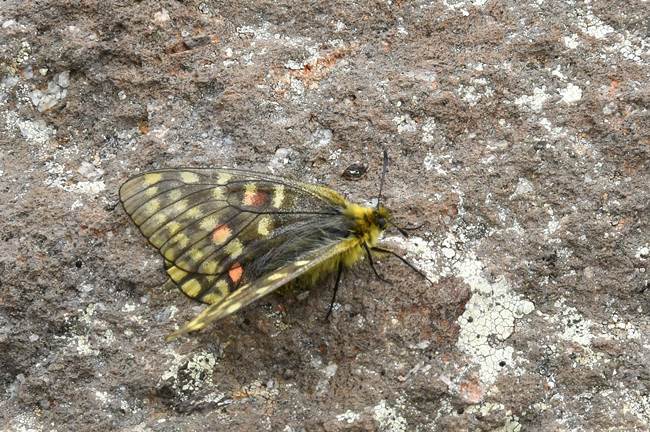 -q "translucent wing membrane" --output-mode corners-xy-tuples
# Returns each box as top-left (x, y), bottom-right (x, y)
(166, 238), (358, 340)
(120, 168), (351, 307)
